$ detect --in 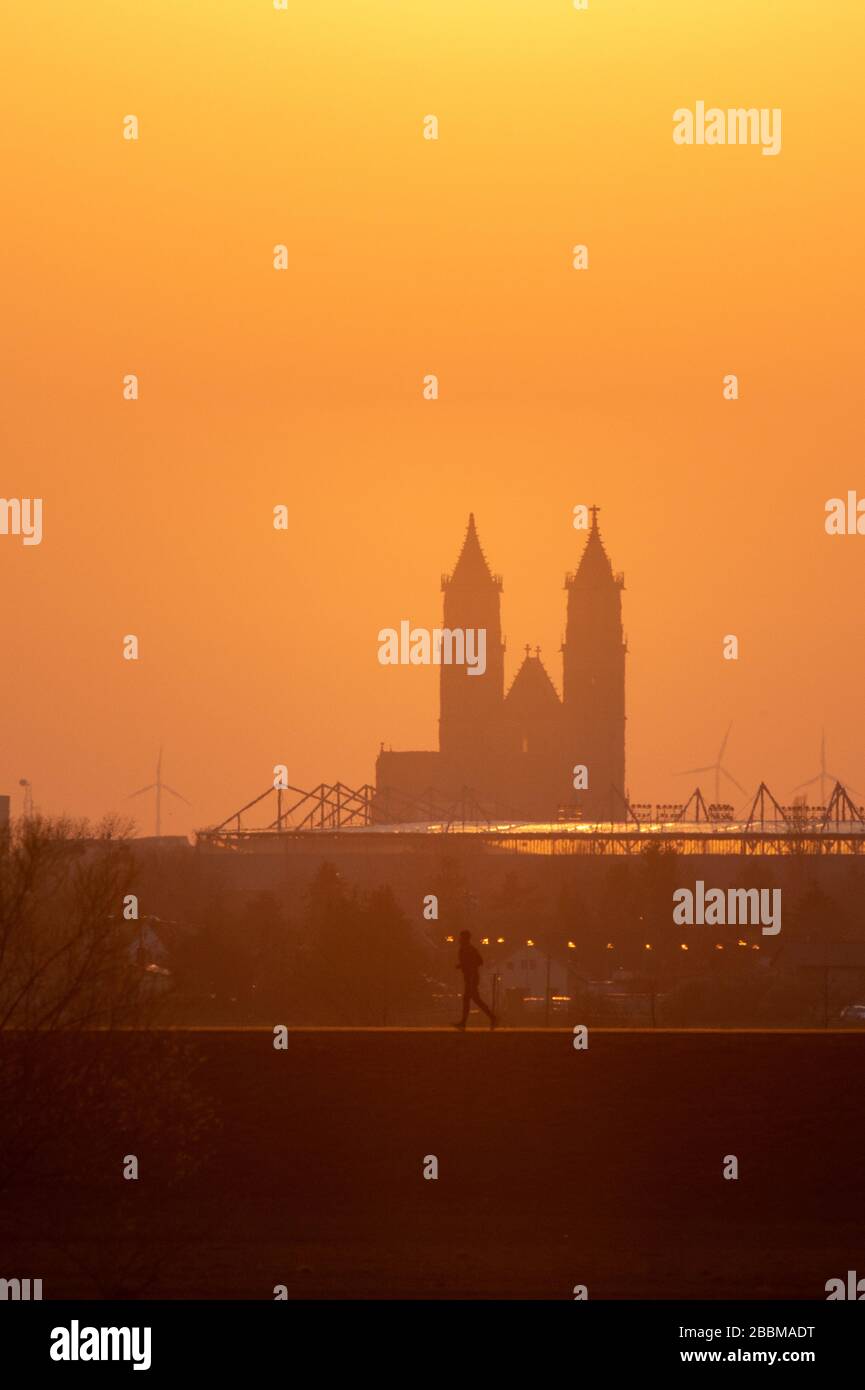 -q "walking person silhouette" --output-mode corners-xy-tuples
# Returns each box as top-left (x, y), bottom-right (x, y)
(453, 929), (497, 1030)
